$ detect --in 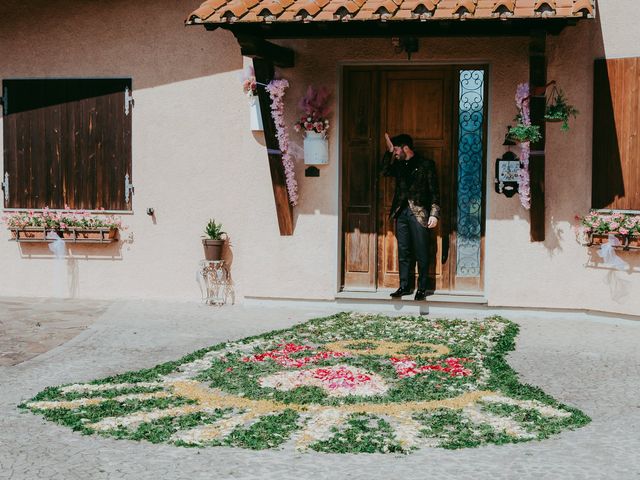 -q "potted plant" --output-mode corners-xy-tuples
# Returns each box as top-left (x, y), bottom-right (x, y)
(507, 116), (543, 144)
(544, 89), (579, 131)
(202, 218), (226, 261)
